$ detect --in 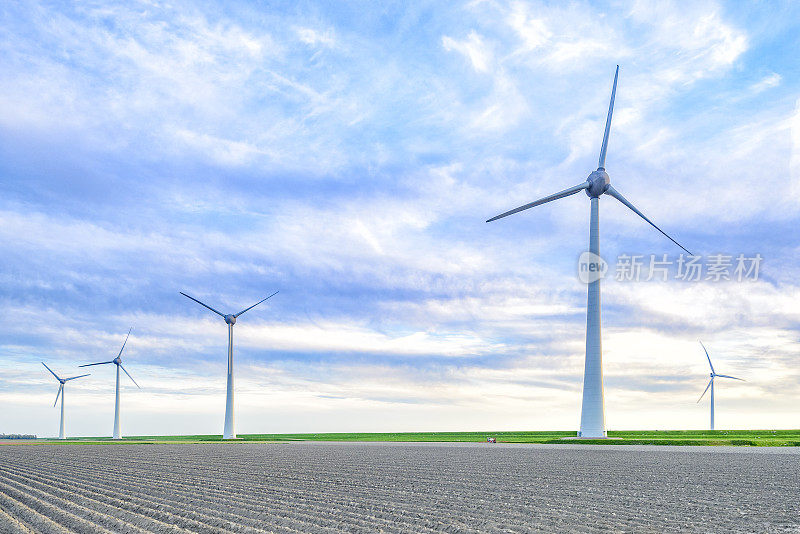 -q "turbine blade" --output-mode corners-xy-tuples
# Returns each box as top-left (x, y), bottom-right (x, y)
(699, 341), (715, 374)
(64, 373), (90, 381)
(180, 292), (225, 317)
(120, 364), (140, 388)
(598, 65), (619, 170)
(486, 182), (589, 223)
(604, 185), (692, 254)
(234, 291), (279, 318)
(715, 374), (745, 381)
(117, 327), (132, 359)
(41, 362), (61, 381)
(79, 360), (114, 368)
(697, 378), (713, 403)
(54, 384), (62, 407)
